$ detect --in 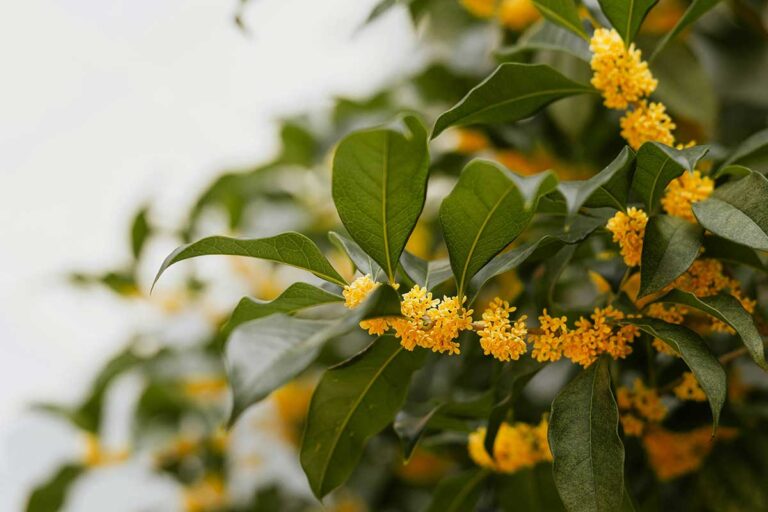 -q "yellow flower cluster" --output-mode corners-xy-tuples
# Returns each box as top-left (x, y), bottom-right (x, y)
(674, 371), (707, 402)
(460, 0), (496, 18)
(273, 379), (314, 445)
(673, 258), (756, 316)
(642, 426), (737, 480)
(530, 307), (640, 368)
(468, 417), (551, 473)
(661, 170), (714, 222)
(646, 303), (687, 356)
(616, 379), (668, 436)
(619, 100), (676, 150)
(477, 297), (528, 361)
(83, 433), (129, 467)
(606, 207), (648, 267)
(460, 0), (540, 30)
(183, 474), (228, 512)
(590, 28), (657, 110)
(343, 274), (379, 309)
